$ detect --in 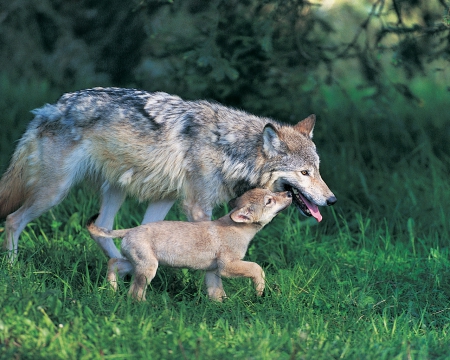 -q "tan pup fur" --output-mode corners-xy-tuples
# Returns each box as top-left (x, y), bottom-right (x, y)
(87, 188), (292, 301)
